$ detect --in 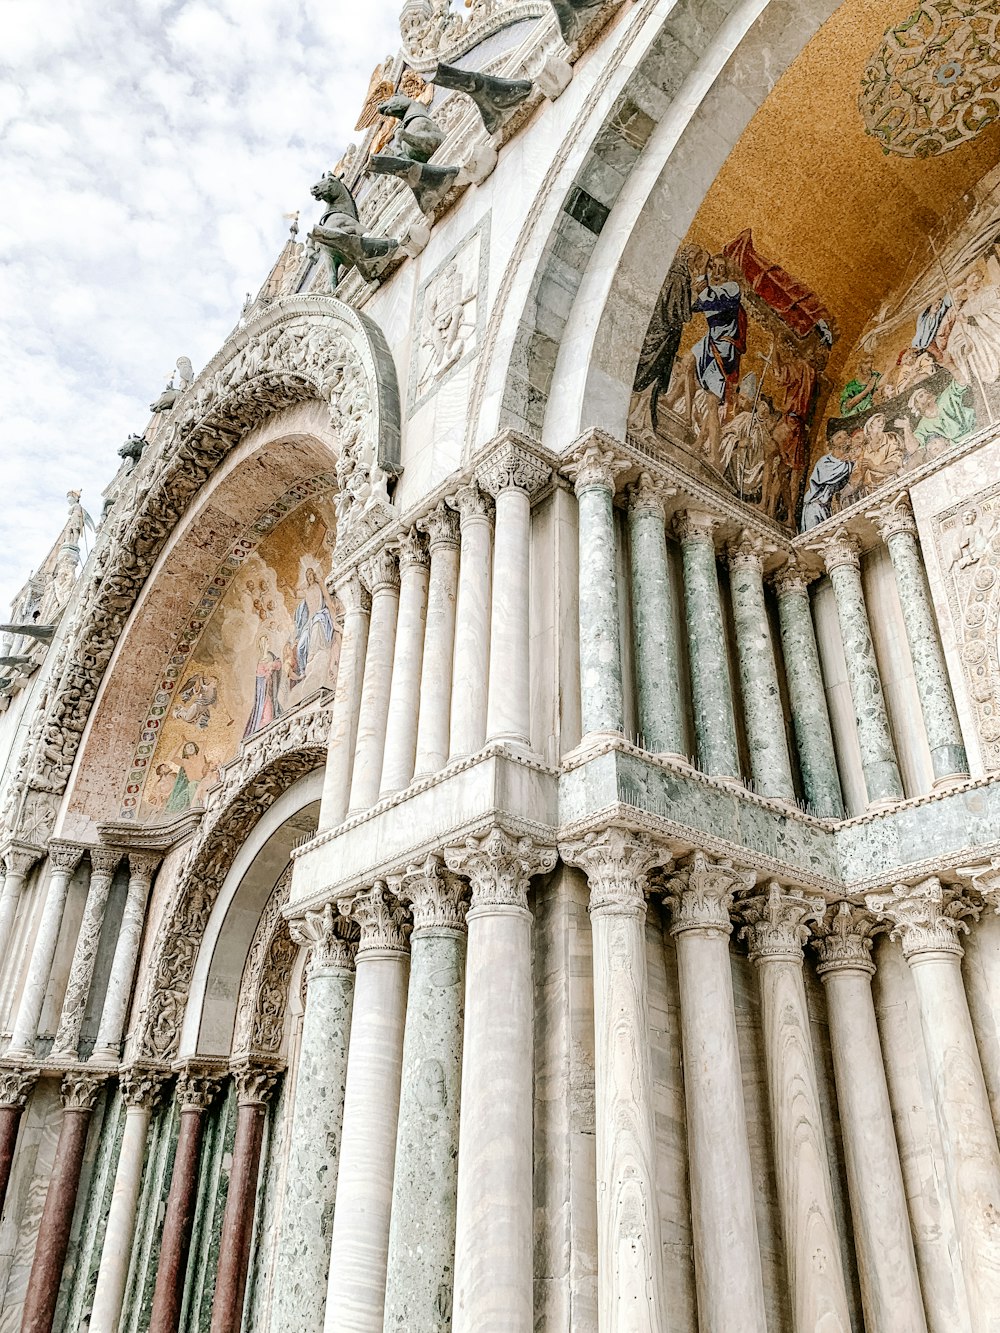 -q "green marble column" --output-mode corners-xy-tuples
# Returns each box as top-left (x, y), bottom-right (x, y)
(676, 510), (740, 779)
(627, 474), (686, 756)
(728, 534), (796, 801)
(384, 858), (467, 1330)
(872, 497), (969, 783)
(567, 443), (628, 738)
(773, 562), (845, 818)
(820, 530), (904, 806)
(270, 906), (356, 1333)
